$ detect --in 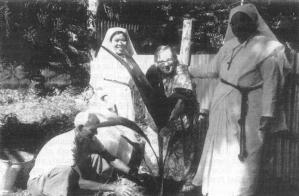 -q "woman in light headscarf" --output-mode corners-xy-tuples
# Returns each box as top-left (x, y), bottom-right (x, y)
(90, 27), (137, 121)
(89, 27), (144, 168)
(184, 3), (291, 196)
